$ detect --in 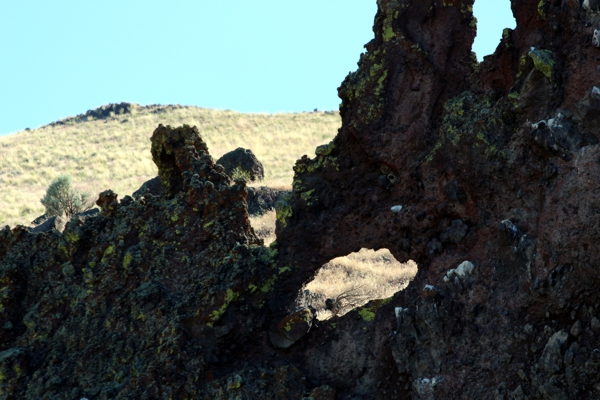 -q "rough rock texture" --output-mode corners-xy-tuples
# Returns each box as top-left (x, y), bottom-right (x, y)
(247, 186), (291, 216)
(3, 0), (600, 399)
(0, 125), (317, 399)
(216, 147), (265, 183)
(48, 102), (140, 126)
(132, 176), (164, 198)
(271, 0), (600, 398)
